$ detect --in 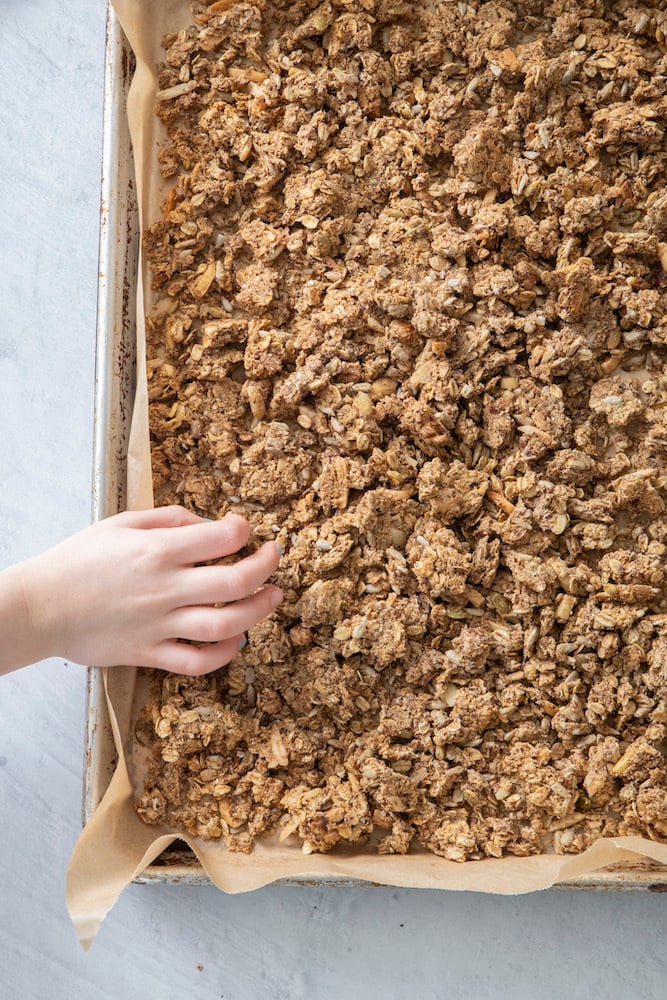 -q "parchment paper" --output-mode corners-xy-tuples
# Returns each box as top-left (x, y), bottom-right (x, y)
(66, 0), (667, 950)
